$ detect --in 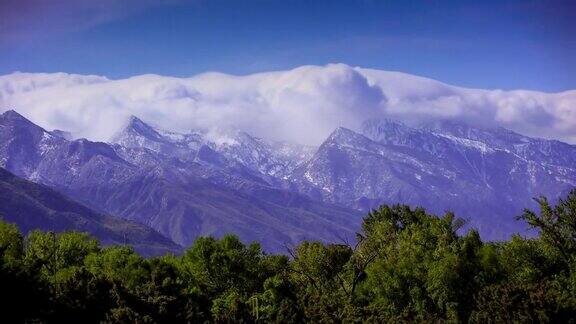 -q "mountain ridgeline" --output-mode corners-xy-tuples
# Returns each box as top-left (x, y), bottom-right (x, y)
(1, 109), (575, 251)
